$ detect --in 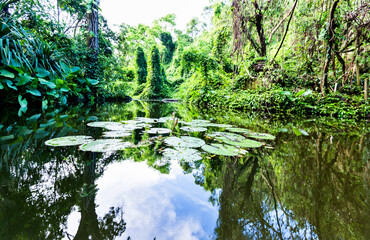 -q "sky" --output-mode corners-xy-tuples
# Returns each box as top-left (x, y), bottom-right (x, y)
(100, 0), (210, 31)
(66, 160), (218, 239)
